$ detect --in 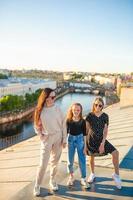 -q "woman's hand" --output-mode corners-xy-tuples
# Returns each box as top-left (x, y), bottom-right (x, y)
(39, 133), (48, 141)
(62, 143), (67, 148)
(38, 120), (43, 131)
(39, 134), (44, 140)
(99, 142), (105, 154)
